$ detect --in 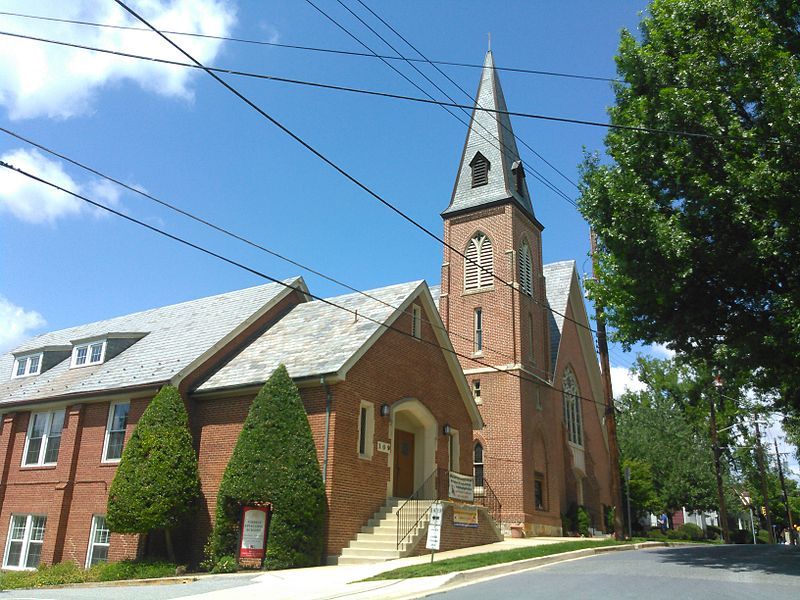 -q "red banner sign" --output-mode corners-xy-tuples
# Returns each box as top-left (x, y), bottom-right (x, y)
(239, 505), (271, 560)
